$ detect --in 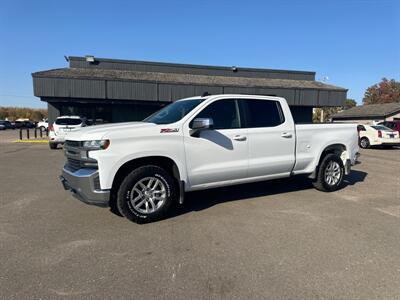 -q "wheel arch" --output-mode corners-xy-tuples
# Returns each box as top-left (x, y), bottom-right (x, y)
(320, 143), (347, 159)
(111, 156), (182, 194)
(309, 143), (347, 179)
